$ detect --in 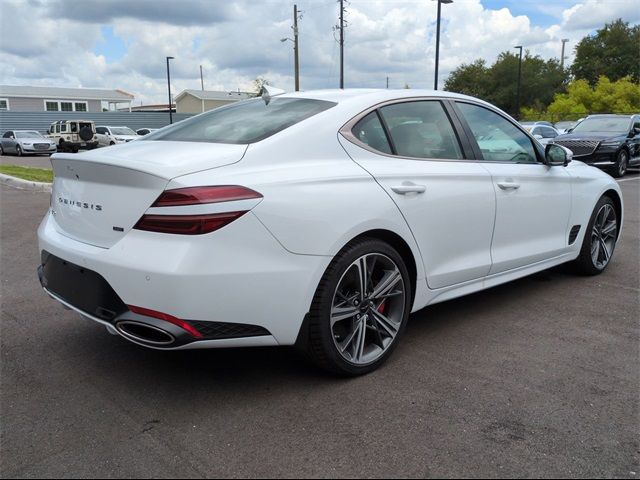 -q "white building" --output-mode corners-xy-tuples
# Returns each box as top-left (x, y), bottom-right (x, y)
(0, 85), (134, 113)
